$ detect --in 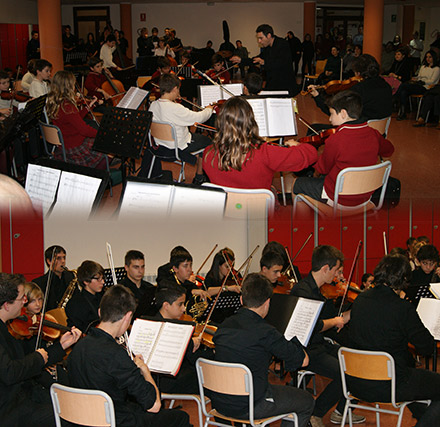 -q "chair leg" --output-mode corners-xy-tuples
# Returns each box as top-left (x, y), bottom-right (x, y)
(178, 162), (185, 182)
(416, 98), (423, 120)
(341, 401), (350, 427)
(396, 406), (405, 427)
(375, 403), (380, 427)
(148, 155), (156, 179)
(279, 172), (286, 207)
